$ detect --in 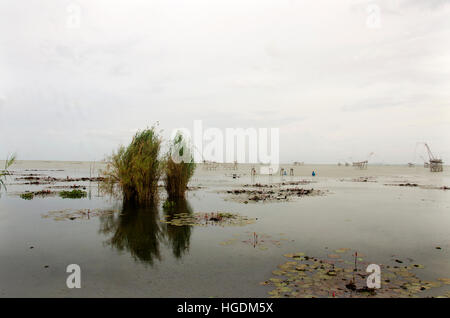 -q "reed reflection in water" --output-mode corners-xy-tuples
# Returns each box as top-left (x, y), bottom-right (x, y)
(162, 199), (193, 259)
(99, 199), (193, 265)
